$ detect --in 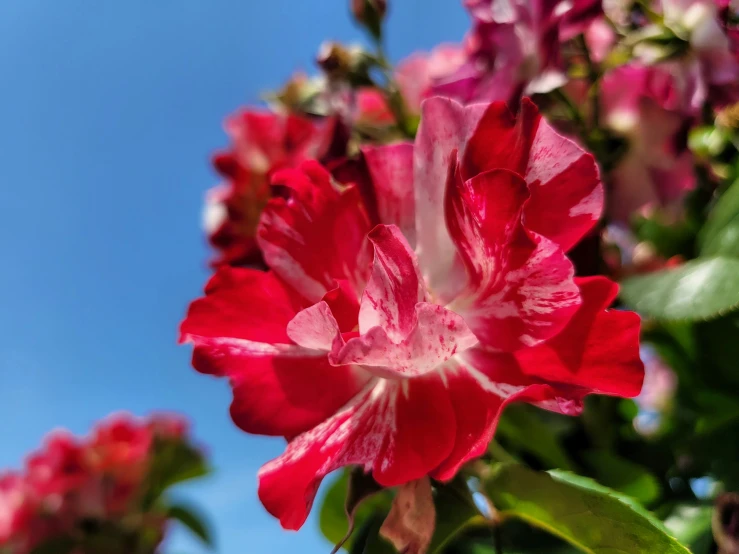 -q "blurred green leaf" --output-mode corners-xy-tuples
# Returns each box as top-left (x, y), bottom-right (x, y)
(664, 505), (714, 554)
(320, 470), (391, 552)
(619, 257), (739, 320)
(167, 502), (213, 547)
(429, 477), (487, 553)
(142, 439), (209, 508)
(349, 514), (396, 554)
(699, 179), (739, 257)
(581, 450), (661, 505)
(485, 464), (690, 553)
(496, 405), (576, 471)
